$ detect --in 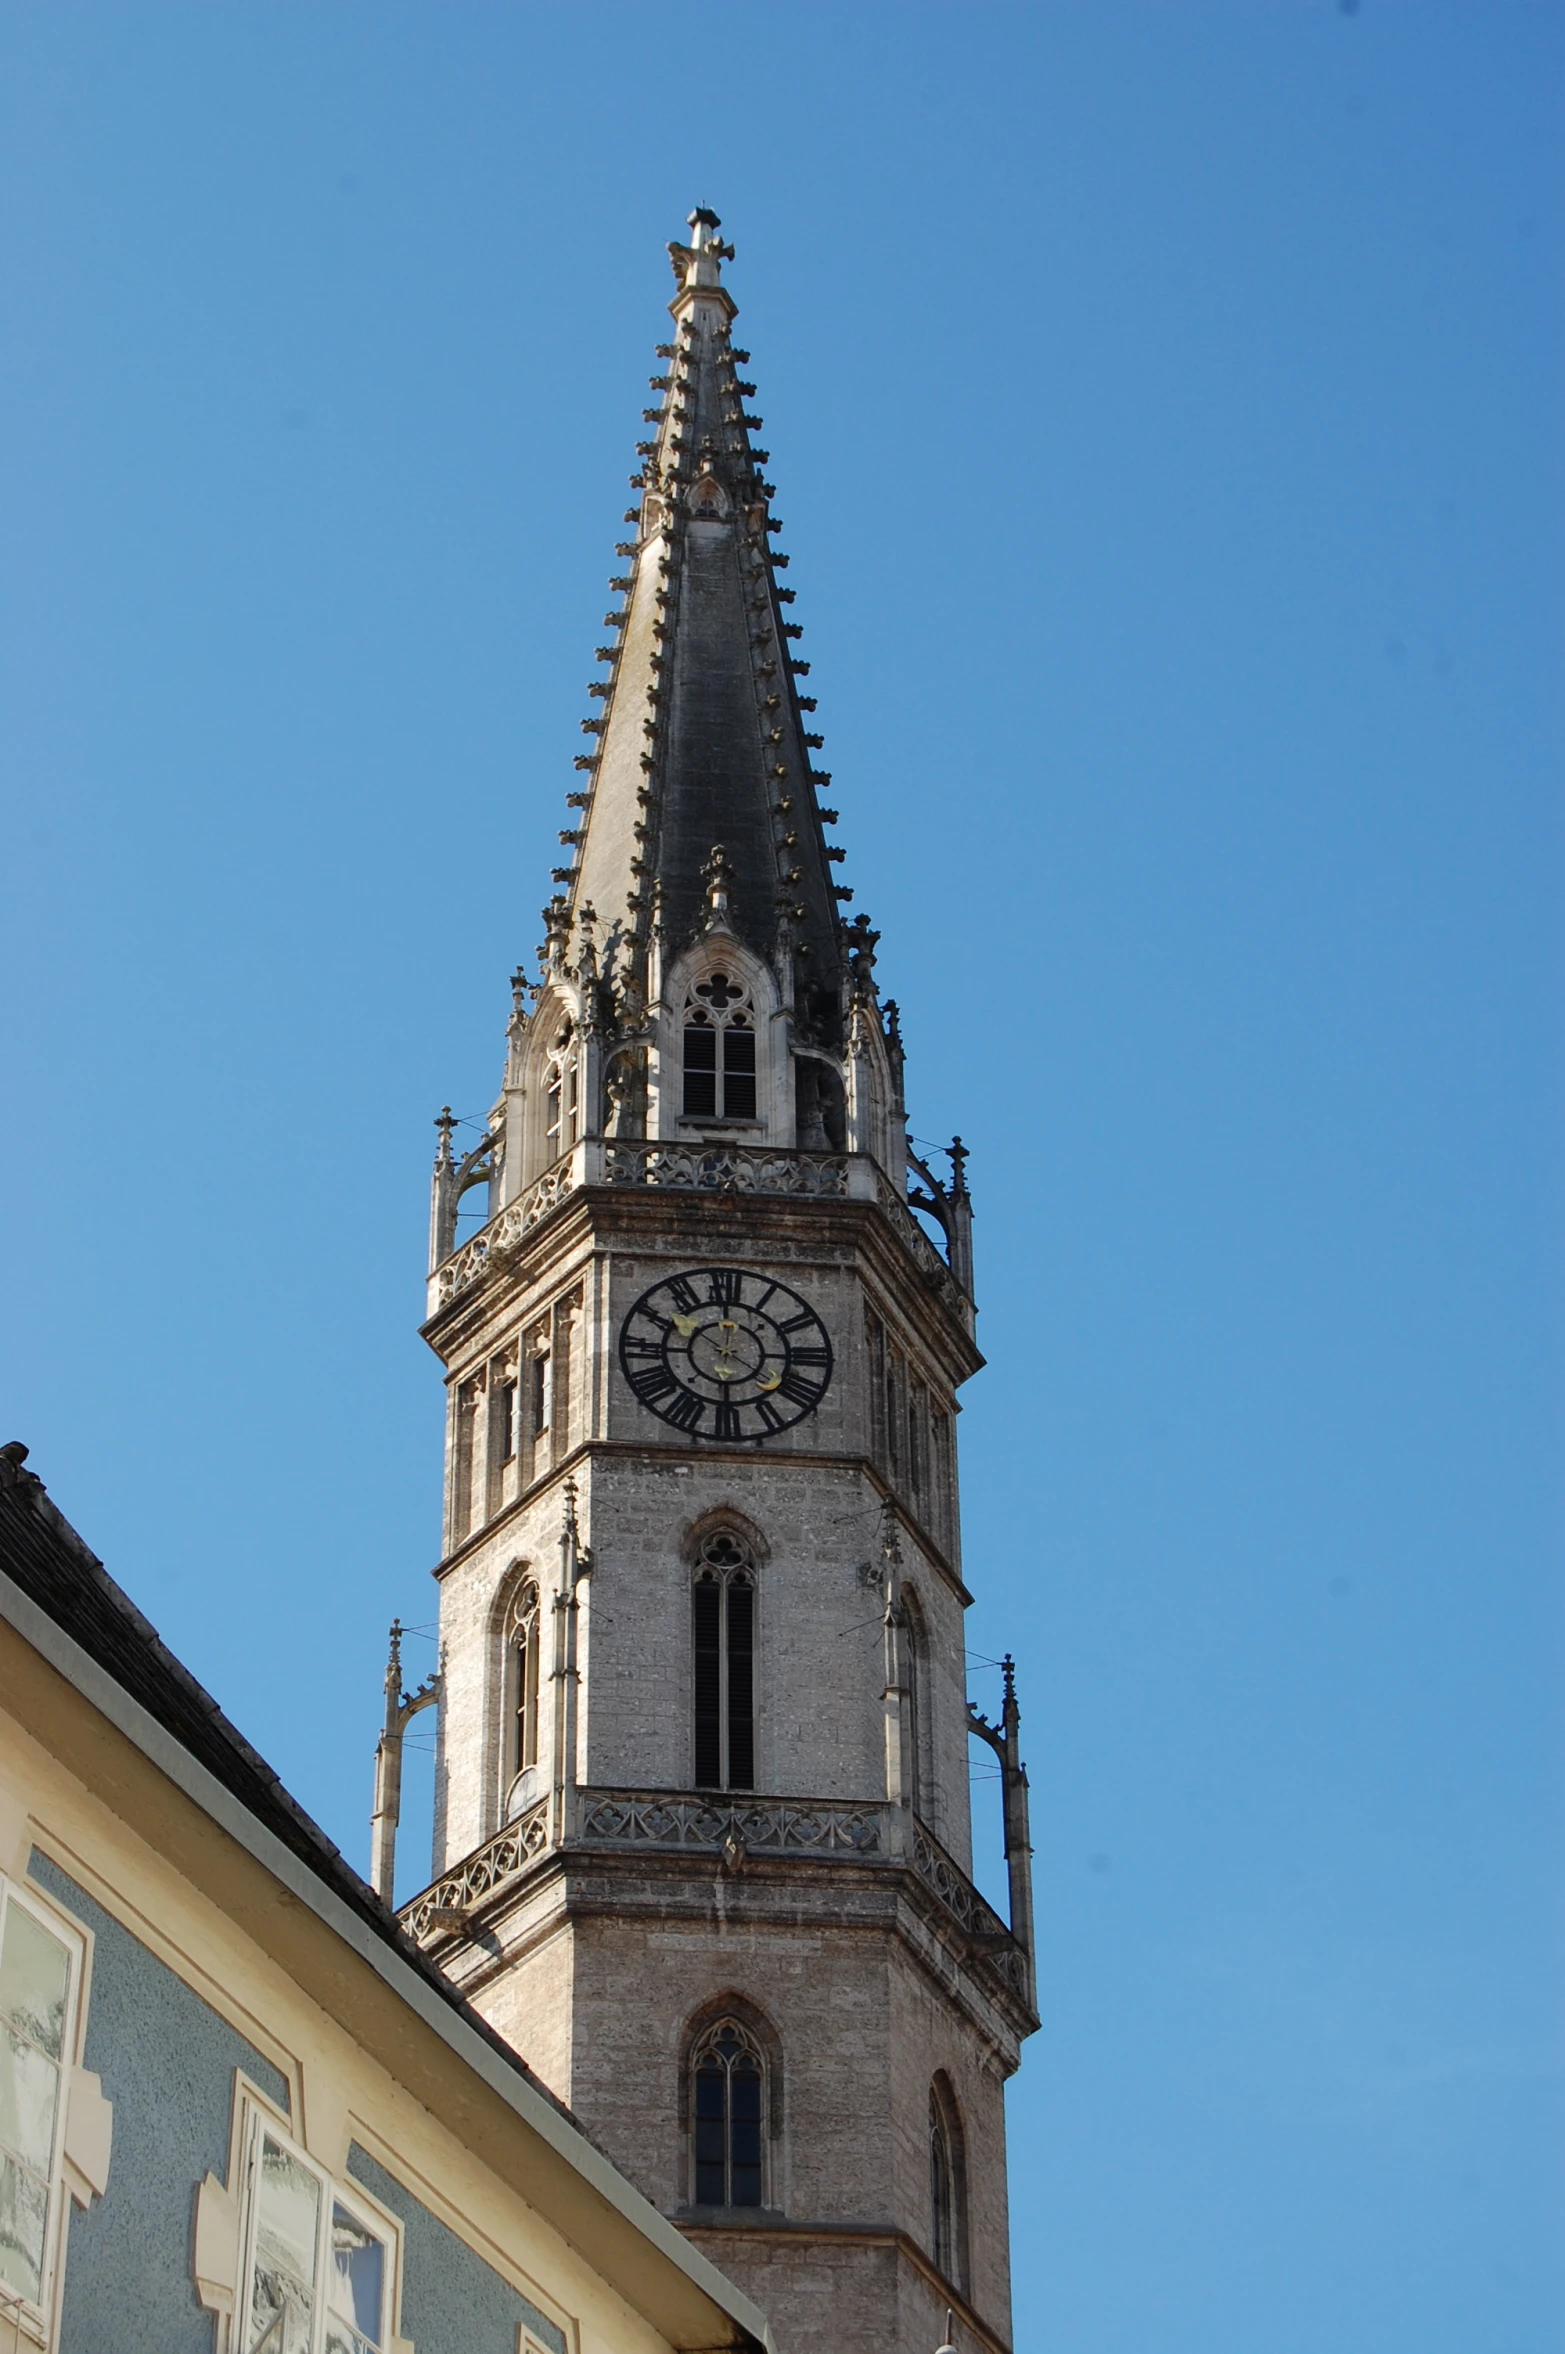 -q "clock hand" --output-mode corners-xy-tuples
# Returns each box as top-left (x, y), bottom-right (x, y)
(671, 1312), (701, 1338)
(755, 1370), (782, 1392)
